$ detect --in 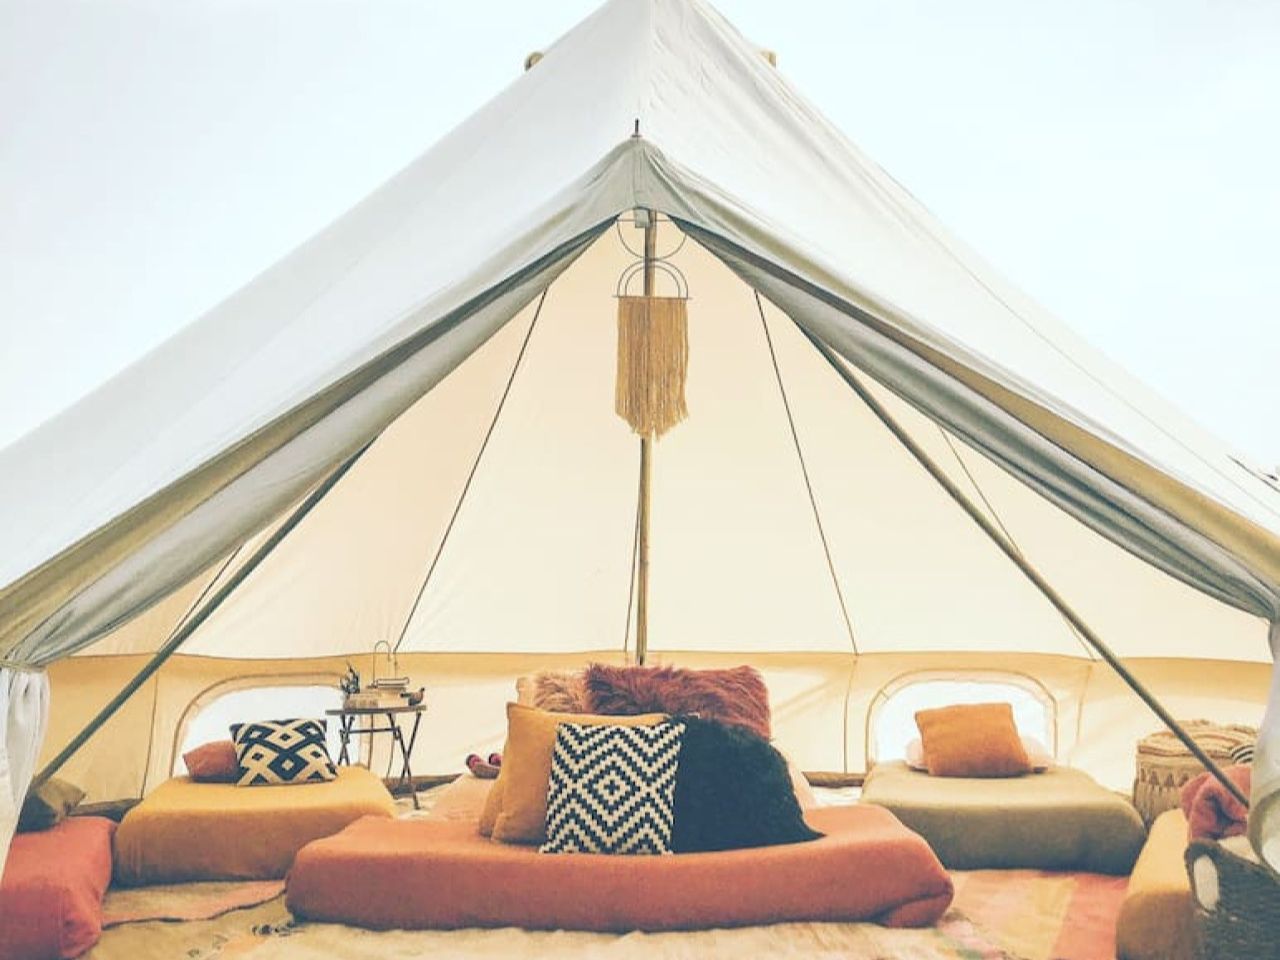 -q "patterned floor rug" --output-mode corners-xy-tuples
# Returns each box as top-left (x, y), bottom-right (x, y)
(87, 867), (1127, 960)
(102, 880), (286, 926)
